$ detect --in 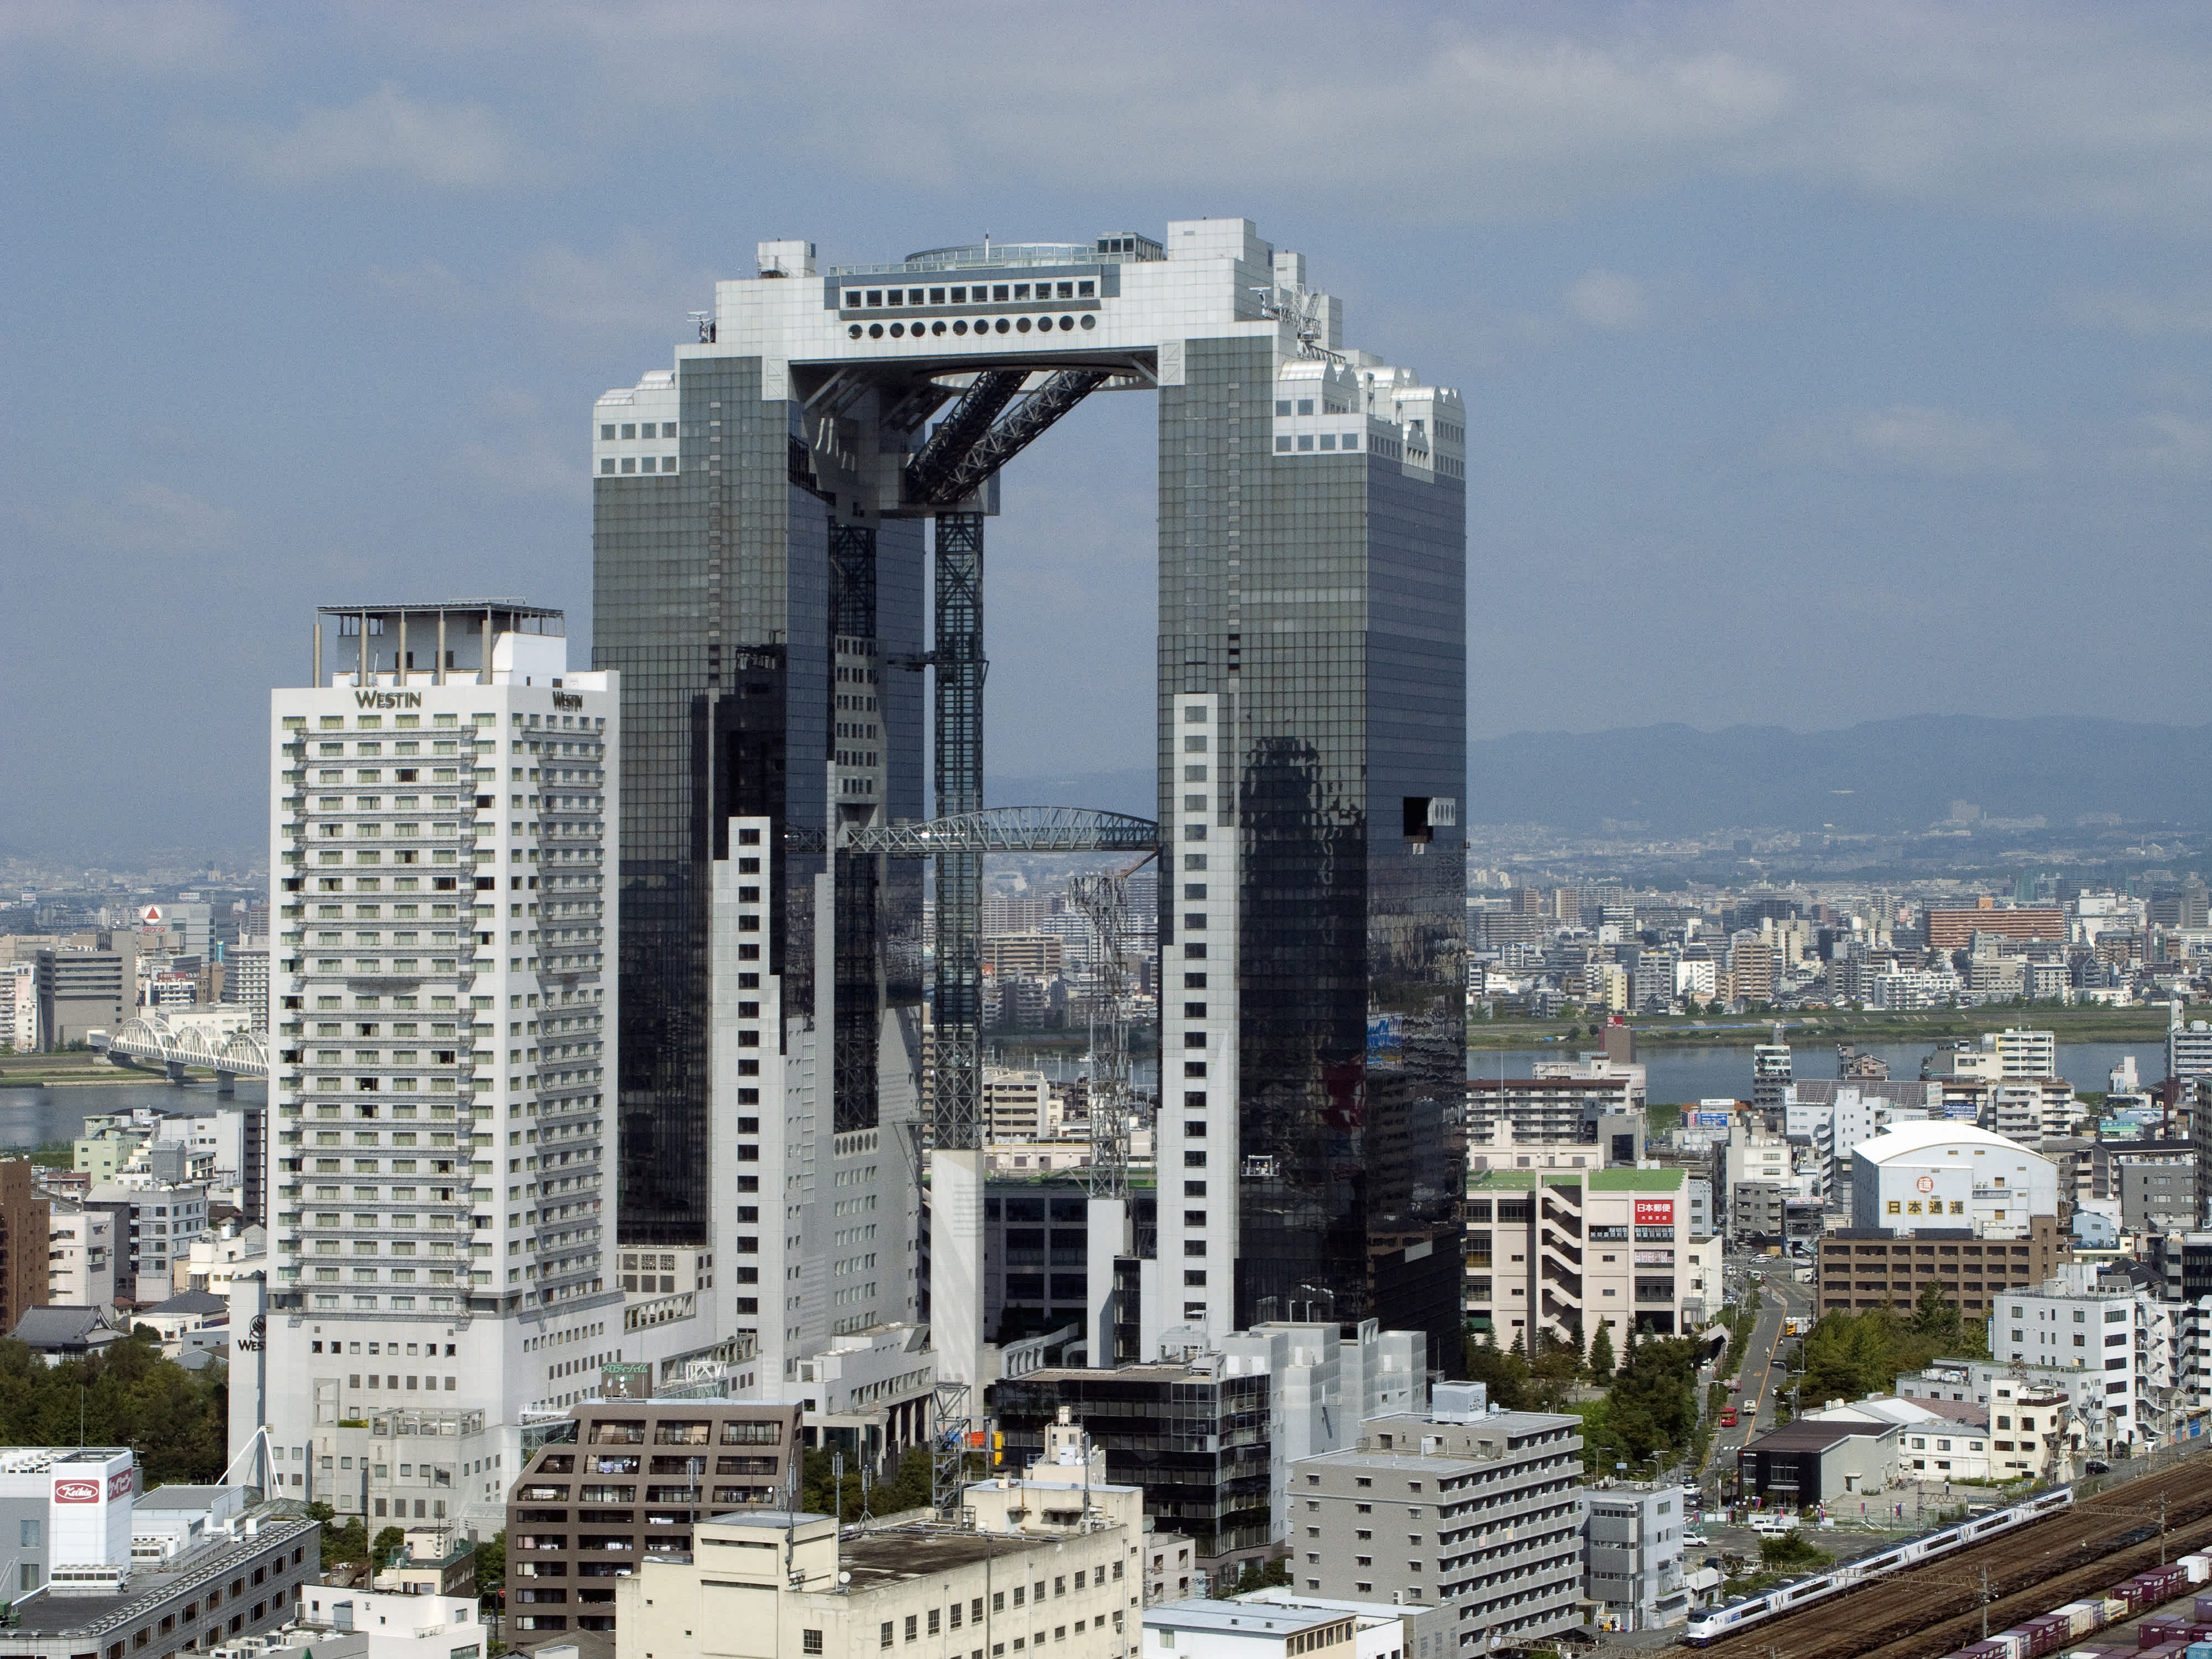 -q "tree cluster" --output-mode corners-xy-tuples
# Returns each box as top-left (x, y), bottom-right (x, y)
(1462, 1323), (1704, 1478)
(1796, 1285), (1987, 1405)
(1578, 1333), (1703, 1477)
(0, 1333), (225, 1485)
(800, 1446), (940, 1521)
